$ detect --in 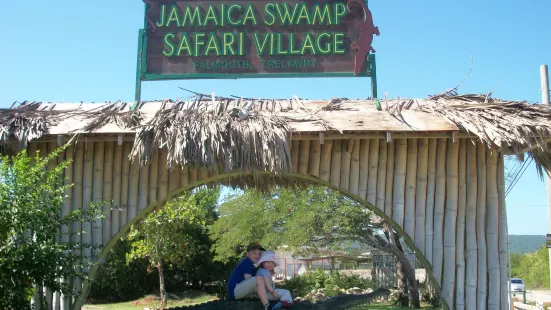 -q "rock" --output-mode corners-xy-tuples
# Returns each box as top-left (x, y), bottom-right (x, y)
(346, 287), (364, 295)
(312, 292), (328, 302)
(363, 288), (374, 294)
